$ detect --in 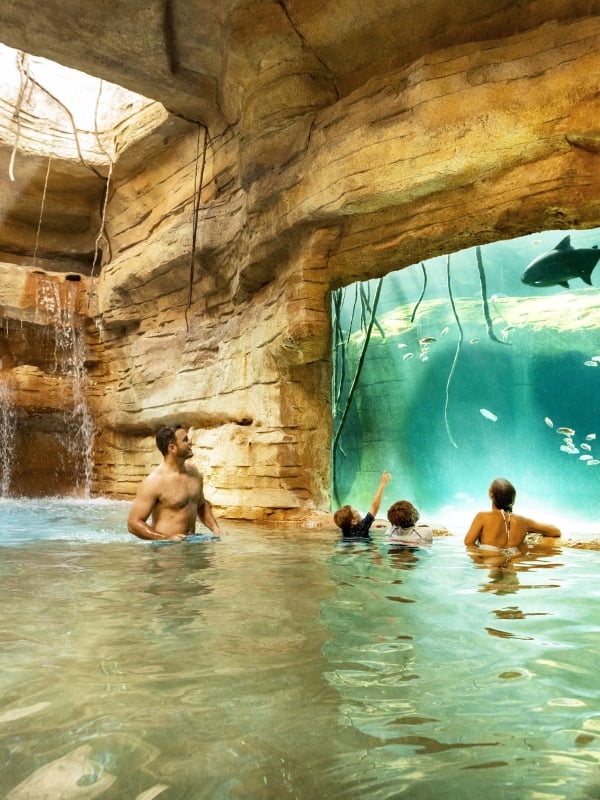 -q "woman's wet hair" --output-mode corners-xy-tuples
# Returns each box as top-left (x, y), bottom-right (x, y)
(387, 500), (420, 528)
(156, 424), (184, 456)
(489, 477), (516, 511)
